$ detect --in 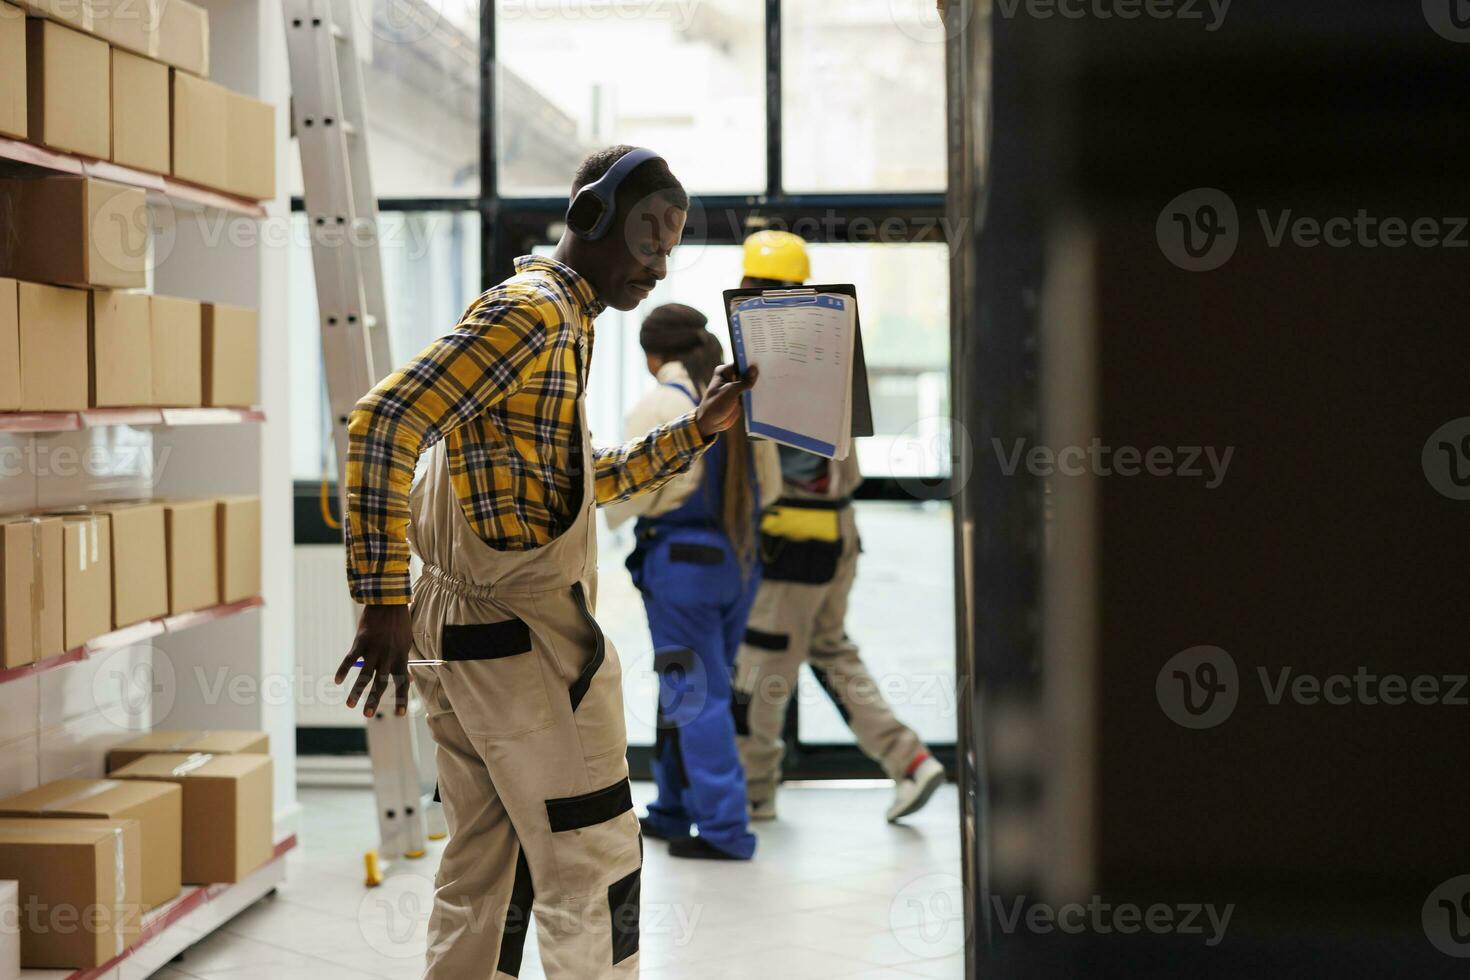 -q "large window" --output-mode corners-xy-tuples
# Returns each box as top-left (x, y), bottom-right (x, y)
(290, 1), (953, 769)
(286, 1), (482, 199)
(289, 212), (481, 480)
(782, 0), (947, 192)
(495, 0), (766, 196)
